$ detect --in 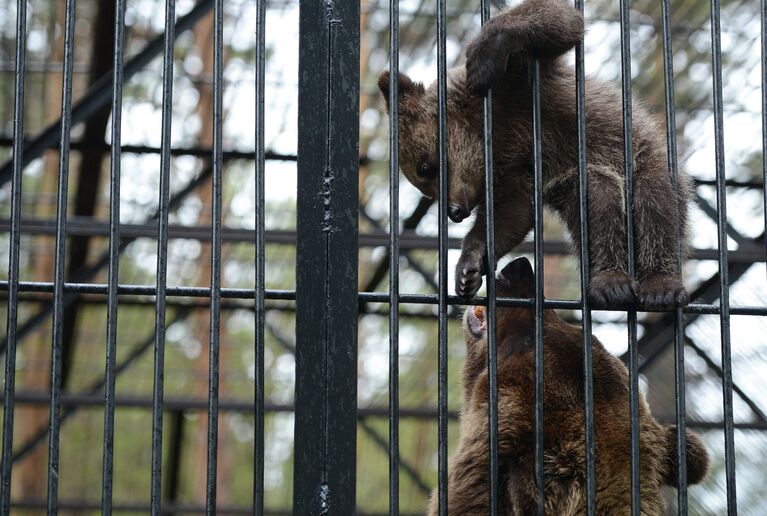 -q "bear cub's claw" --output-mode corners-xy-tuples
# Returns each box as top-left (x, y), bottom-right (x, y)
(638, 274), (689, 310)
(588, 271), (638, 309)
(456, 252), (485, 299)
(465, 27), (511, 97)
